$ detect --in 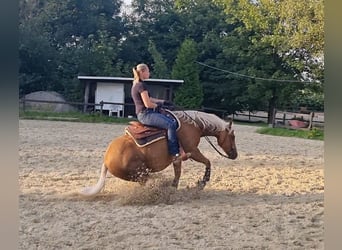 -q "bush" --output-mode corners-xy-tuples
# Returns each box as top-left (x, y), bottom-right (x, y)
(291, 89), (324, 111)
(307, 128), (324, 139)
